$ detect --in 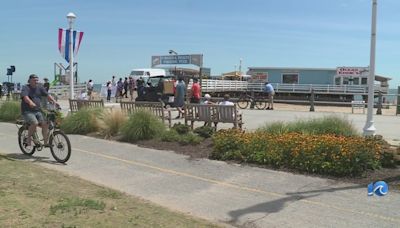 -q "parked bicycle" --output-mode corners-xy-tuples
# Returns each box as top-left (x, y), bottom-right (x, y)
(17, 104), (71, 163)
(237, 92), (267, 110)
